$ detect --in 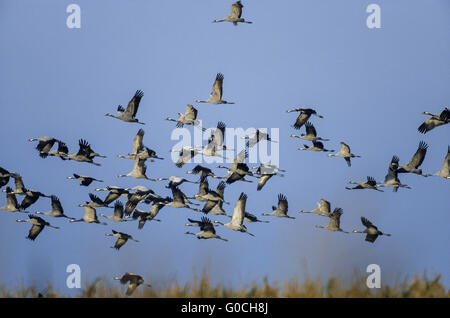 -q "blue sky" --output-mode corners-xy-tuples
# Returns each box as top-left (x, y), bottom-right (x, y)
(0, 0), (449, 295)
